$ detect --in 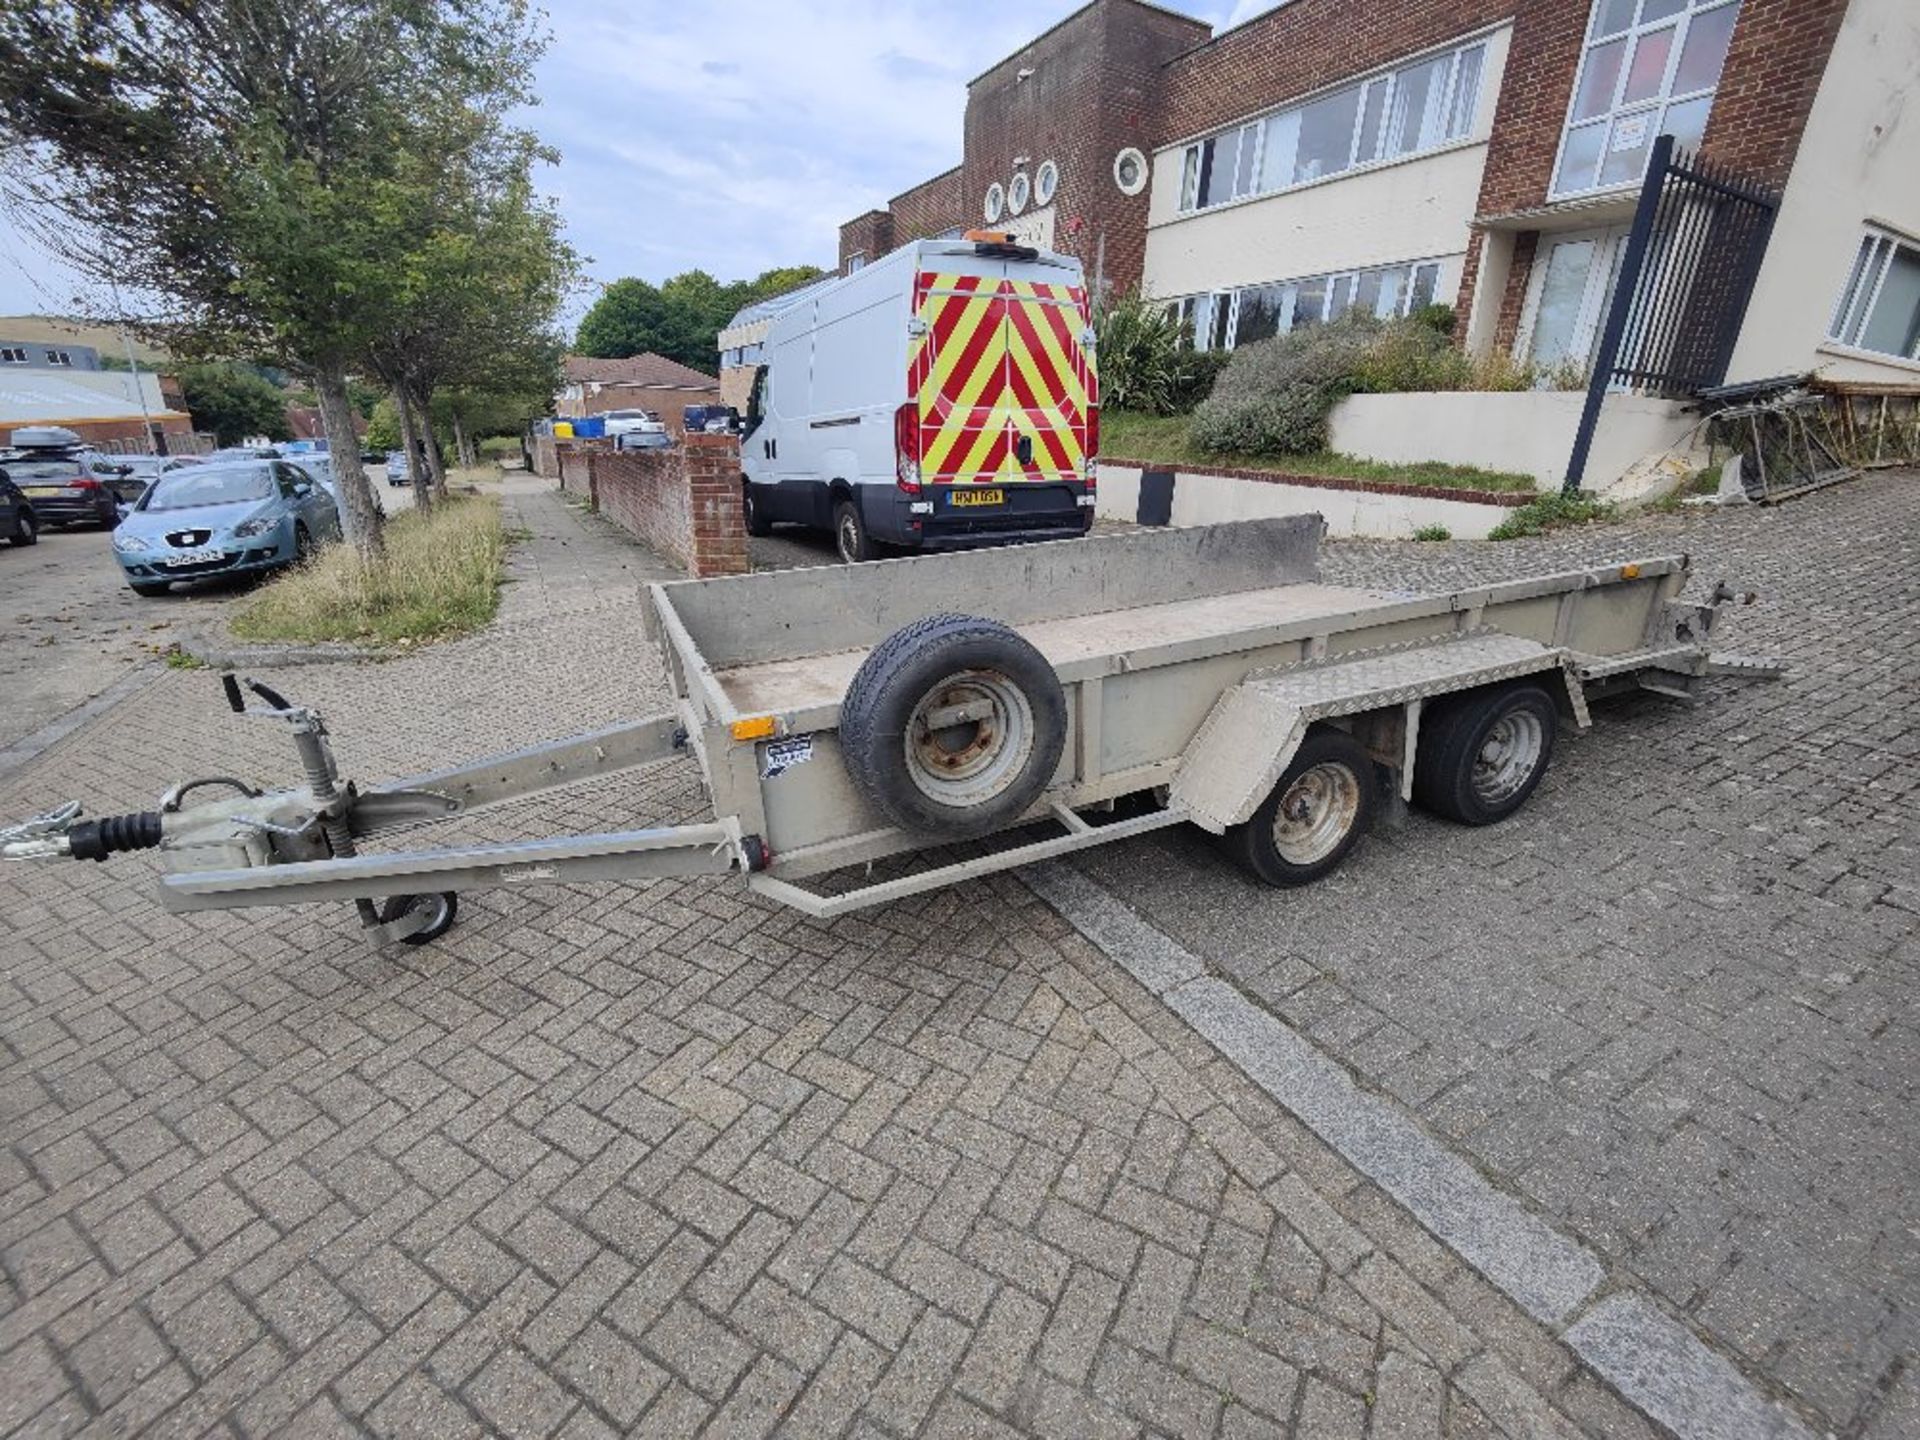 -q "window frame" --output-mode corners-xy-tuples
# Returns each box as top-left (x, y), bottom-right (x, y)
(1169, 256), (1451, 351)
(1172, 33), (1493, 216)
(1827, 226), (1920, 362)
(1549, 0), (1741, 200)
(0, 347), (27, 364)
